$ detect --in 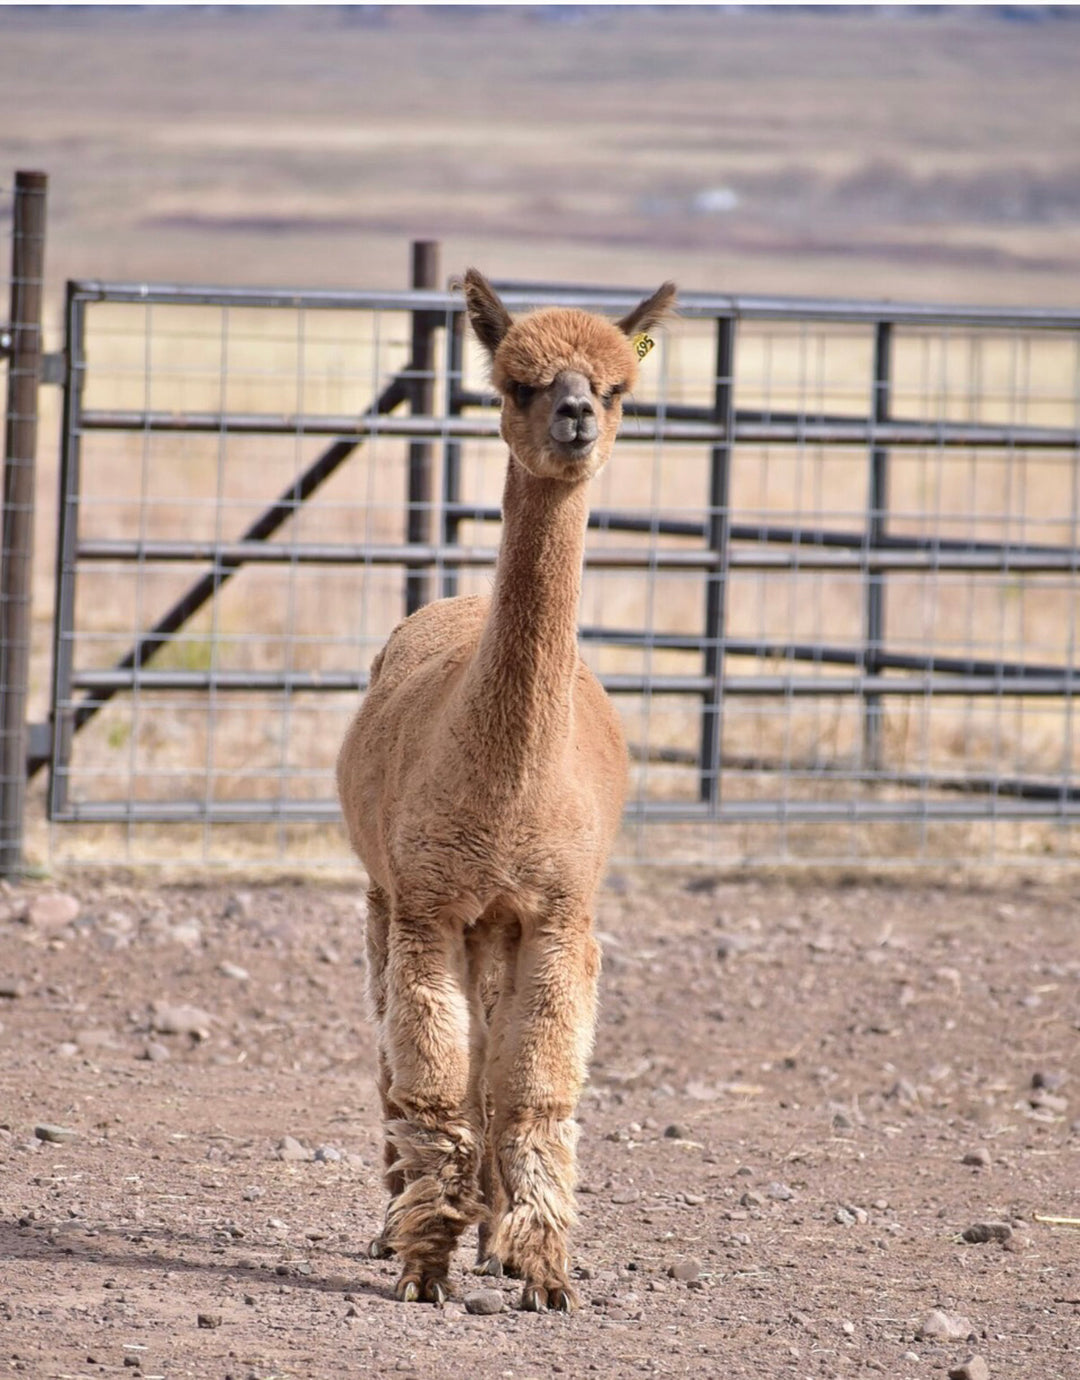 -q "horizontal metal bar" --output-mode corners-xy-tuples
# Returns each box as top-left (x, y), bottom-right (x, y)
(49, 794), (1080, 827)
(737, 419), (1079, 450)
(625, 797), (1080, 823)
(448, 503), (707, 539)
(78, 409), (718, 445)
(75, 538), (1080, 575)
(78, 407), (1080, 452)
(72, 669), (371, 693)
(74, 538), (702, 570)
(69, 278), (1080, 330)
(580, 628), (1076, 683)
(65, 668), (1076, 698)
(467, 509), (1080, 566)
